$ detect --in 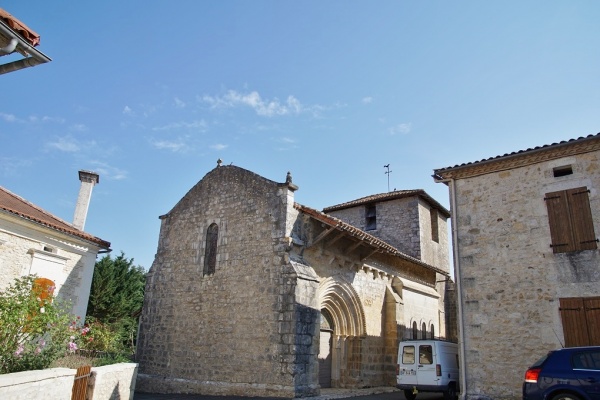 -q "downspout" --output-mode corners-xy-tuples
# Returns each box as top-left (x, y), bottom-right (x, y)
(434, 176), (467, 400)
(0, 19), (51, 75)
